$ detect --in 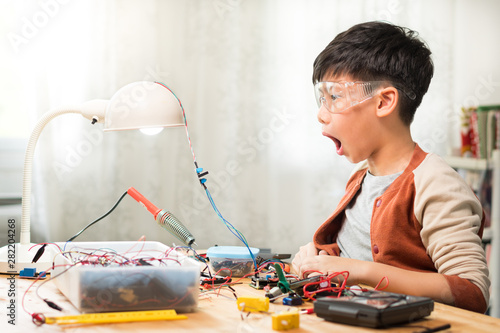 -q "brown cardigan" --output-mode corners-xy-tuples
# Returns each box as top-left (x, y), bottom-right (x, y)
(313, 144), (489, 313)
